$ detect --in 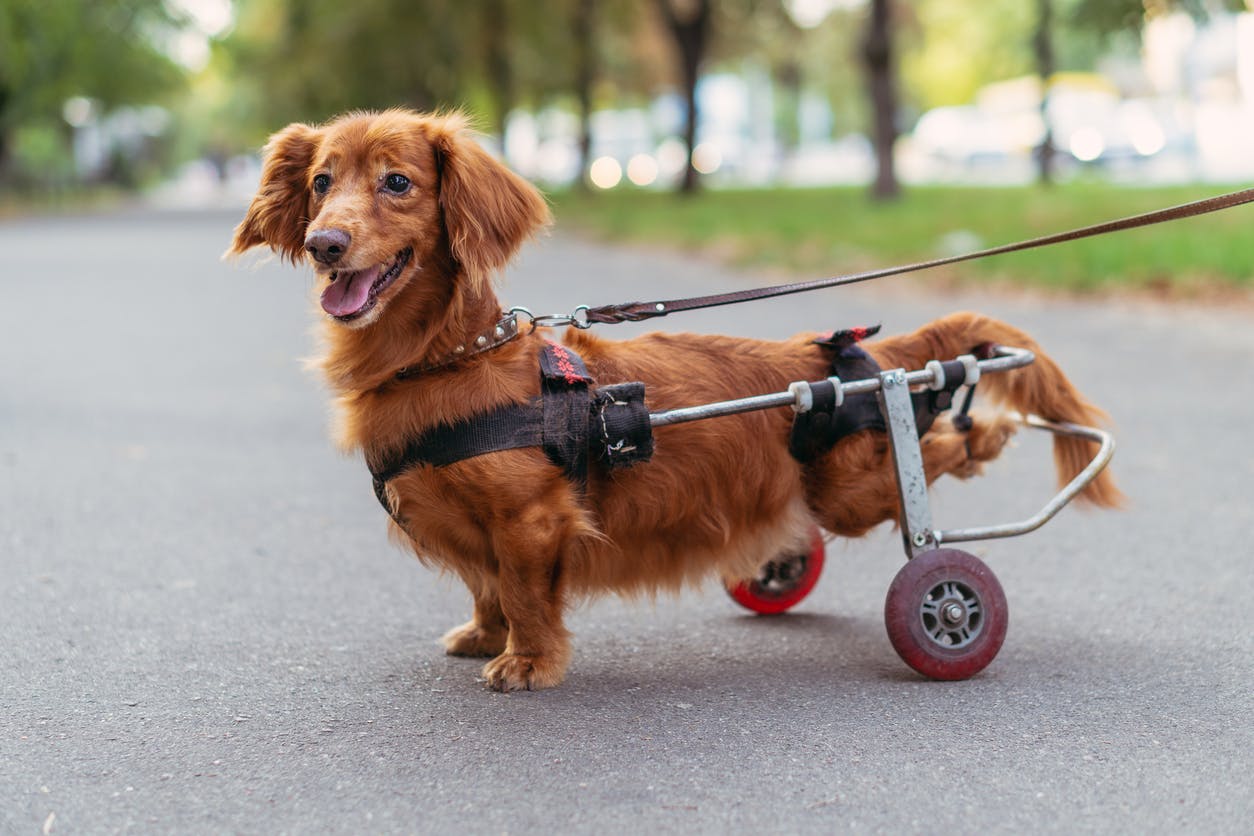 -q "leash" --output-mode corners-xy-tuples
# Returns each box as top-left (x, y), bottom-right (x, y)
(520, 186), (1254, 328)
(407, 187), (1254, 377)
